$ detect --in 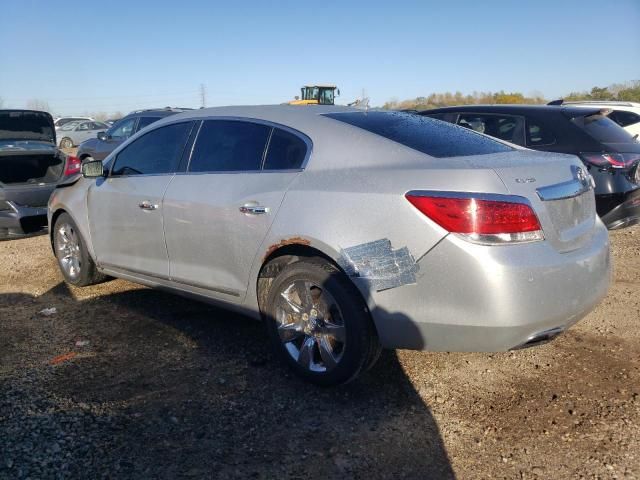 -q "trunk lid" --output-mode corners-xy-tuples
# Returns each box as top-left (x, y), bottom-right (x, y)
(480, 150), (597, 253)
(0, 110), (56, 144)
